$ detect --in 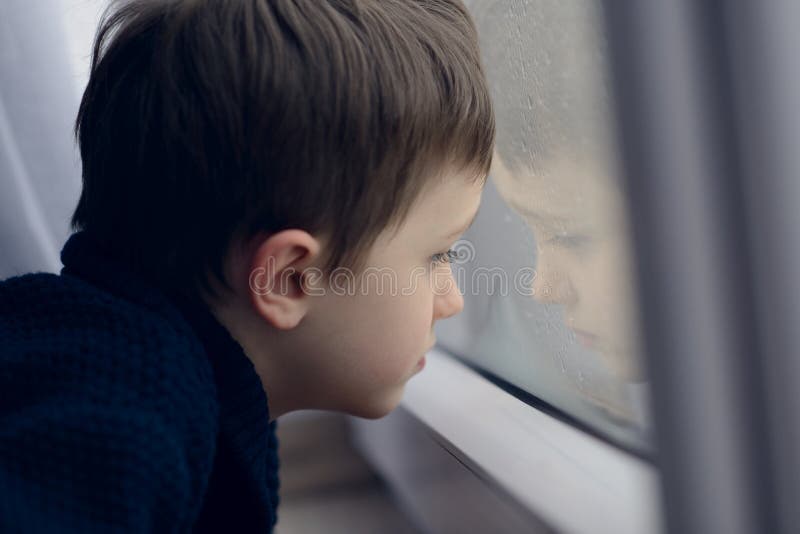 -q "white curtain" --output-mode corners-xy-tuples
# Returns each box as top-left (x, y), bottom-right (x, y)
(0, 0), (105, 277)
